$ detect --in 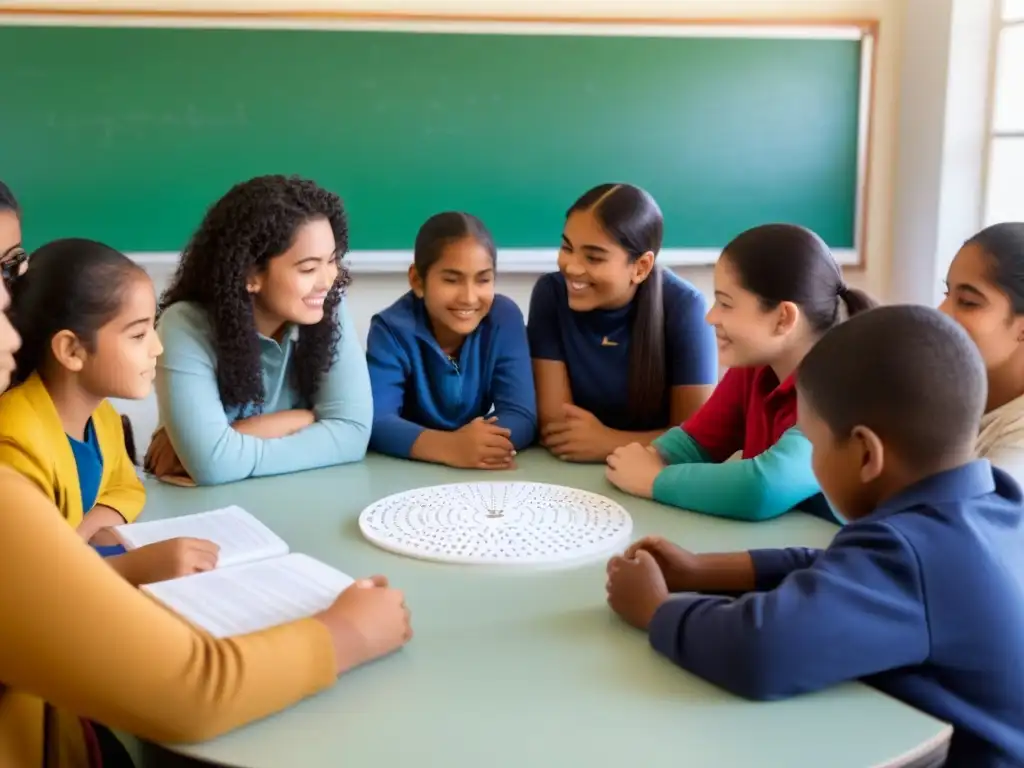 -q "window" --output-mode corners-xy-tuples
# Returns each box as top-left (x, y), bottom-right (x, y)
(985, 1), (1024, 224)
